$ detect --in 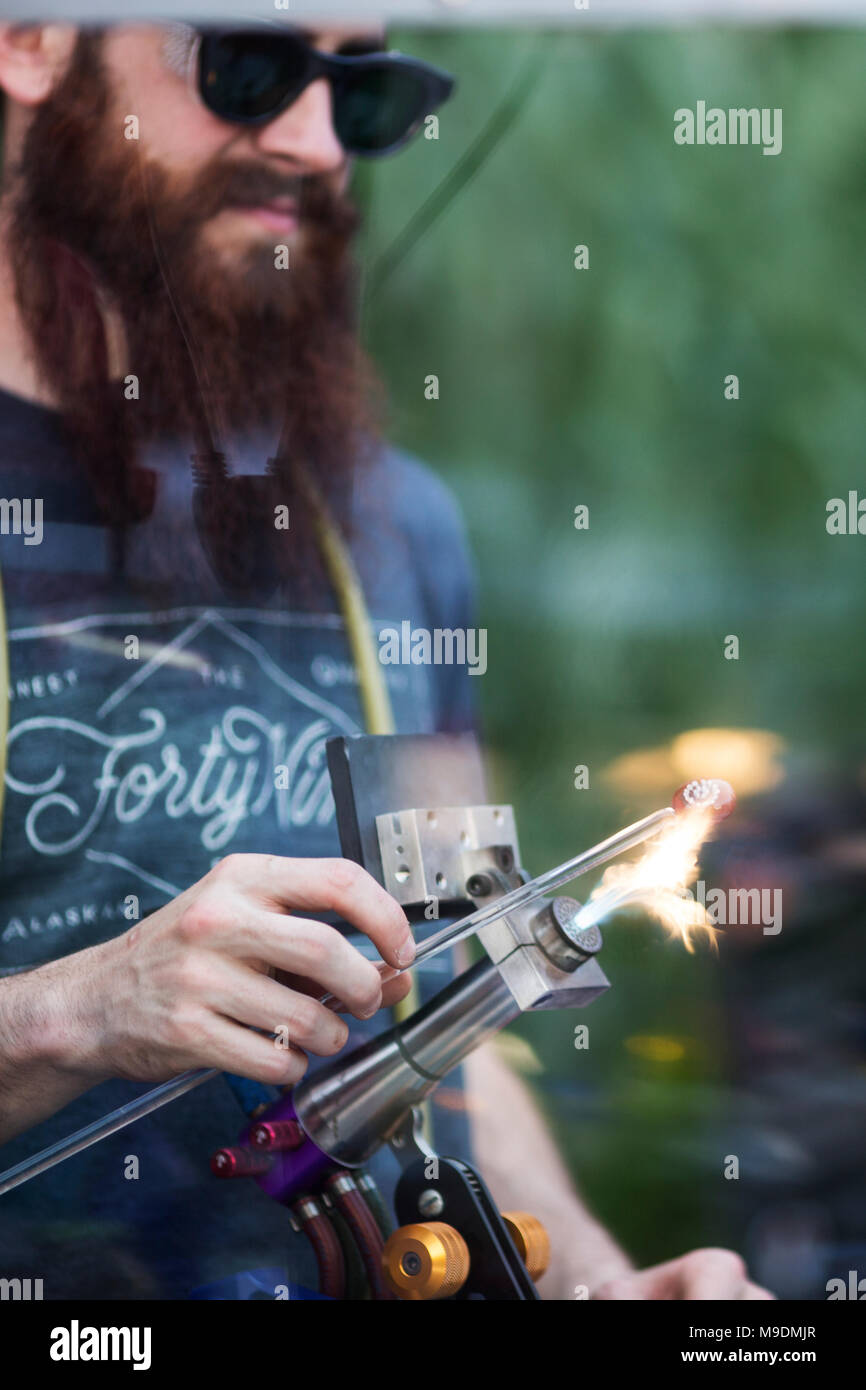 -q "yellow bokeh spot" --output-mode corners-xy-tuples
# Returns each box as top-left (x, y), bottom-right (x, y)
(671, 728), (785, 798)
(624, 1034), (688, 1063)
(604, 727), (785, 803)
